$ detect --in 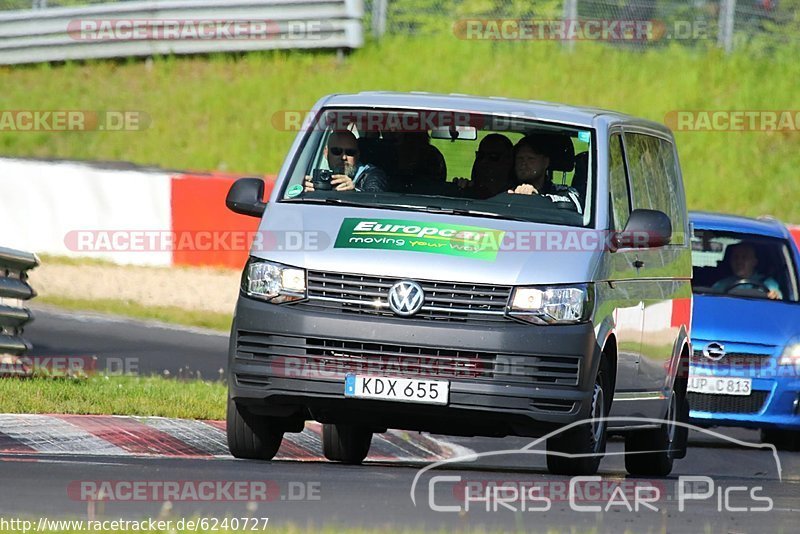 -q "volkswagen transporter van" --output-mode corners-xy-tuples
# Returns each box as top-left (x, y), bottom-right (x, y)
(224, 92), (693, 476)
